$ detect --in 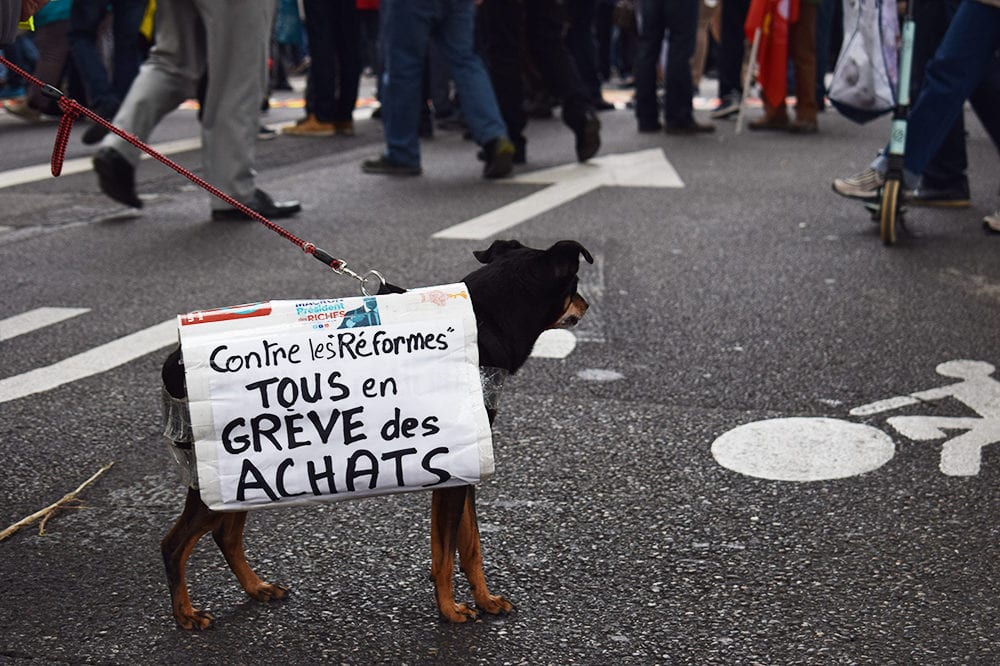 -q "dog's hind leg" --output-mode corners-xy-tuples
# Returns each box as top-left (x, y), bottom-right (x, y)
(161, 488), (224, 630)
(457, 486), (513, 616)
(212, 511), (288, 604)
(430, 486), (479, 622)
